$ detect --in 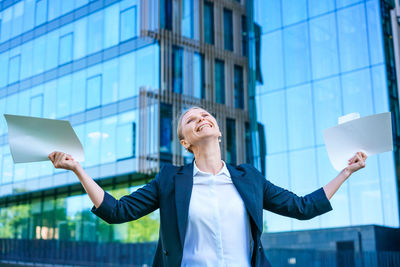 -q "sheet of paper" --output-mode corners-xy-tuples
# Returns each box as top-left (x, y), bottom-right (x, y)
(4, 114), (84, 163)
(323, 112), (393, 171)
